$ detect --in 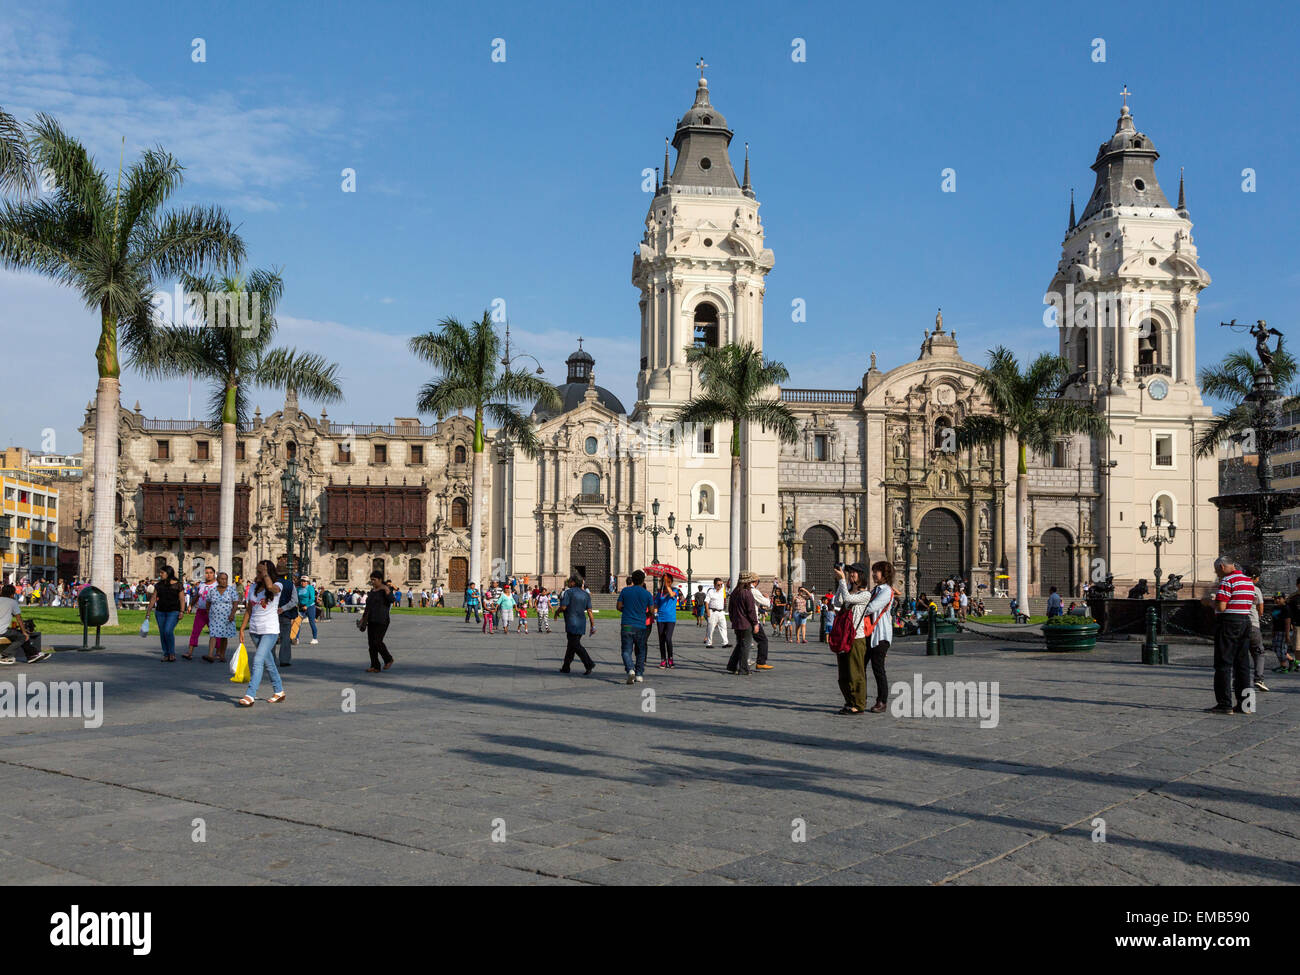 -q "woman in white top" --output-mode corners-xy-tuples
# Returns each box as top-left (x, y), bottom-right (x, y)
(236, 559), (286, 707)
(832, 561), (896, 714)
